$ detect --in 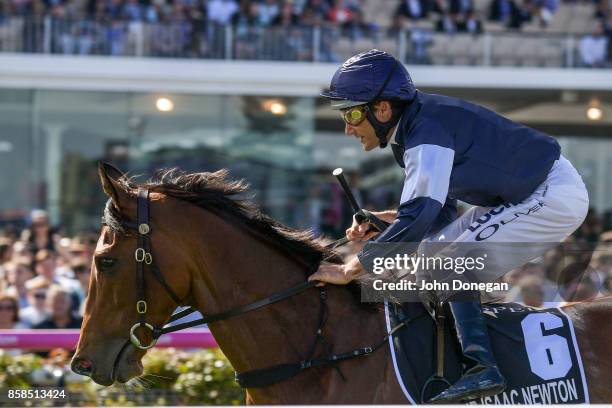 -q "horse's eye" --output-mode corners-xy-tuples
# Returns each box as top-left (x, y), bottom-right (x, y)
(96, 257), (116, 272)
